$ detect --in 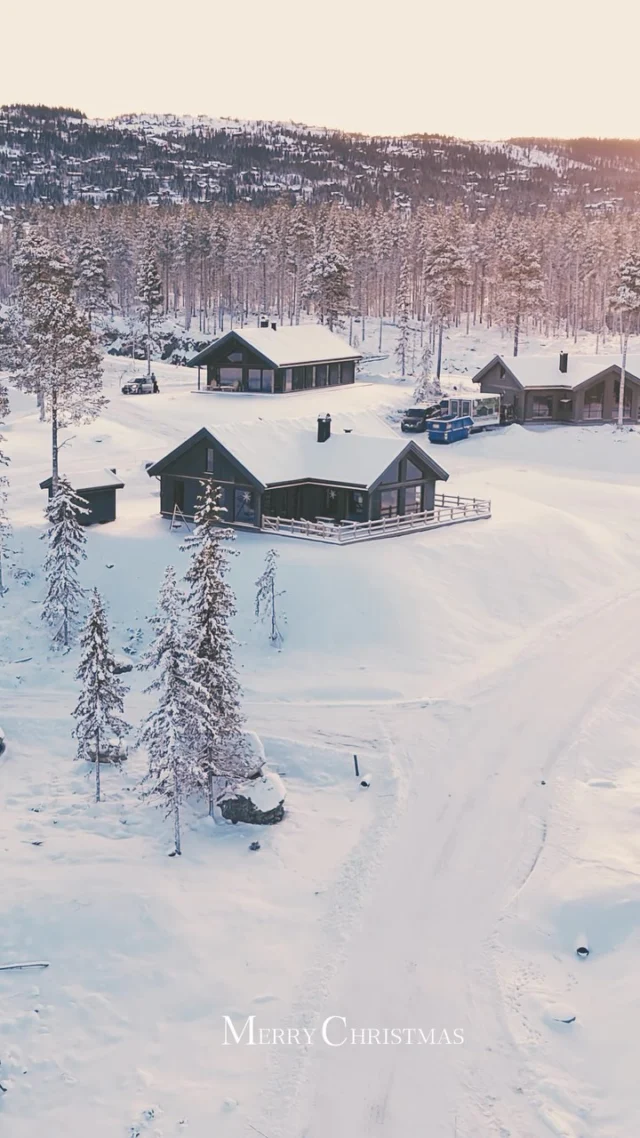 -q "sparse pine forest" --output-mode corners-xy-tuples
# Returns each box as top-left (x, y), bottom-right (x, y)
(1, 106), (640, 362)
